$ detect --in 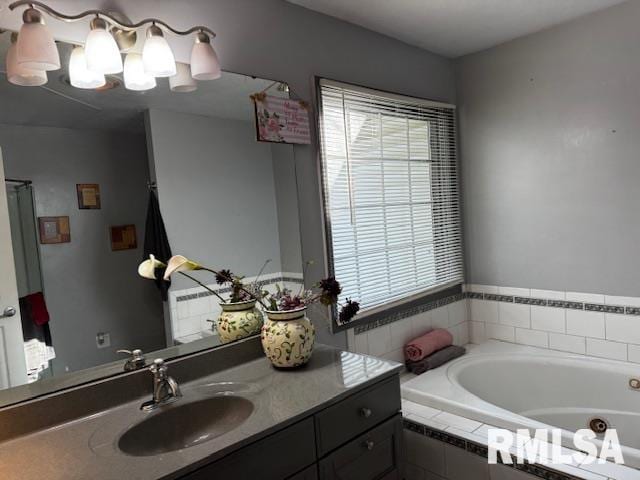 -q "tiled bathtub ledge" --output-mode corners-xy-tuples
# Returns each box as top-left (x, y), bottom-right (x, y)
(401, 399), (636, 480)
